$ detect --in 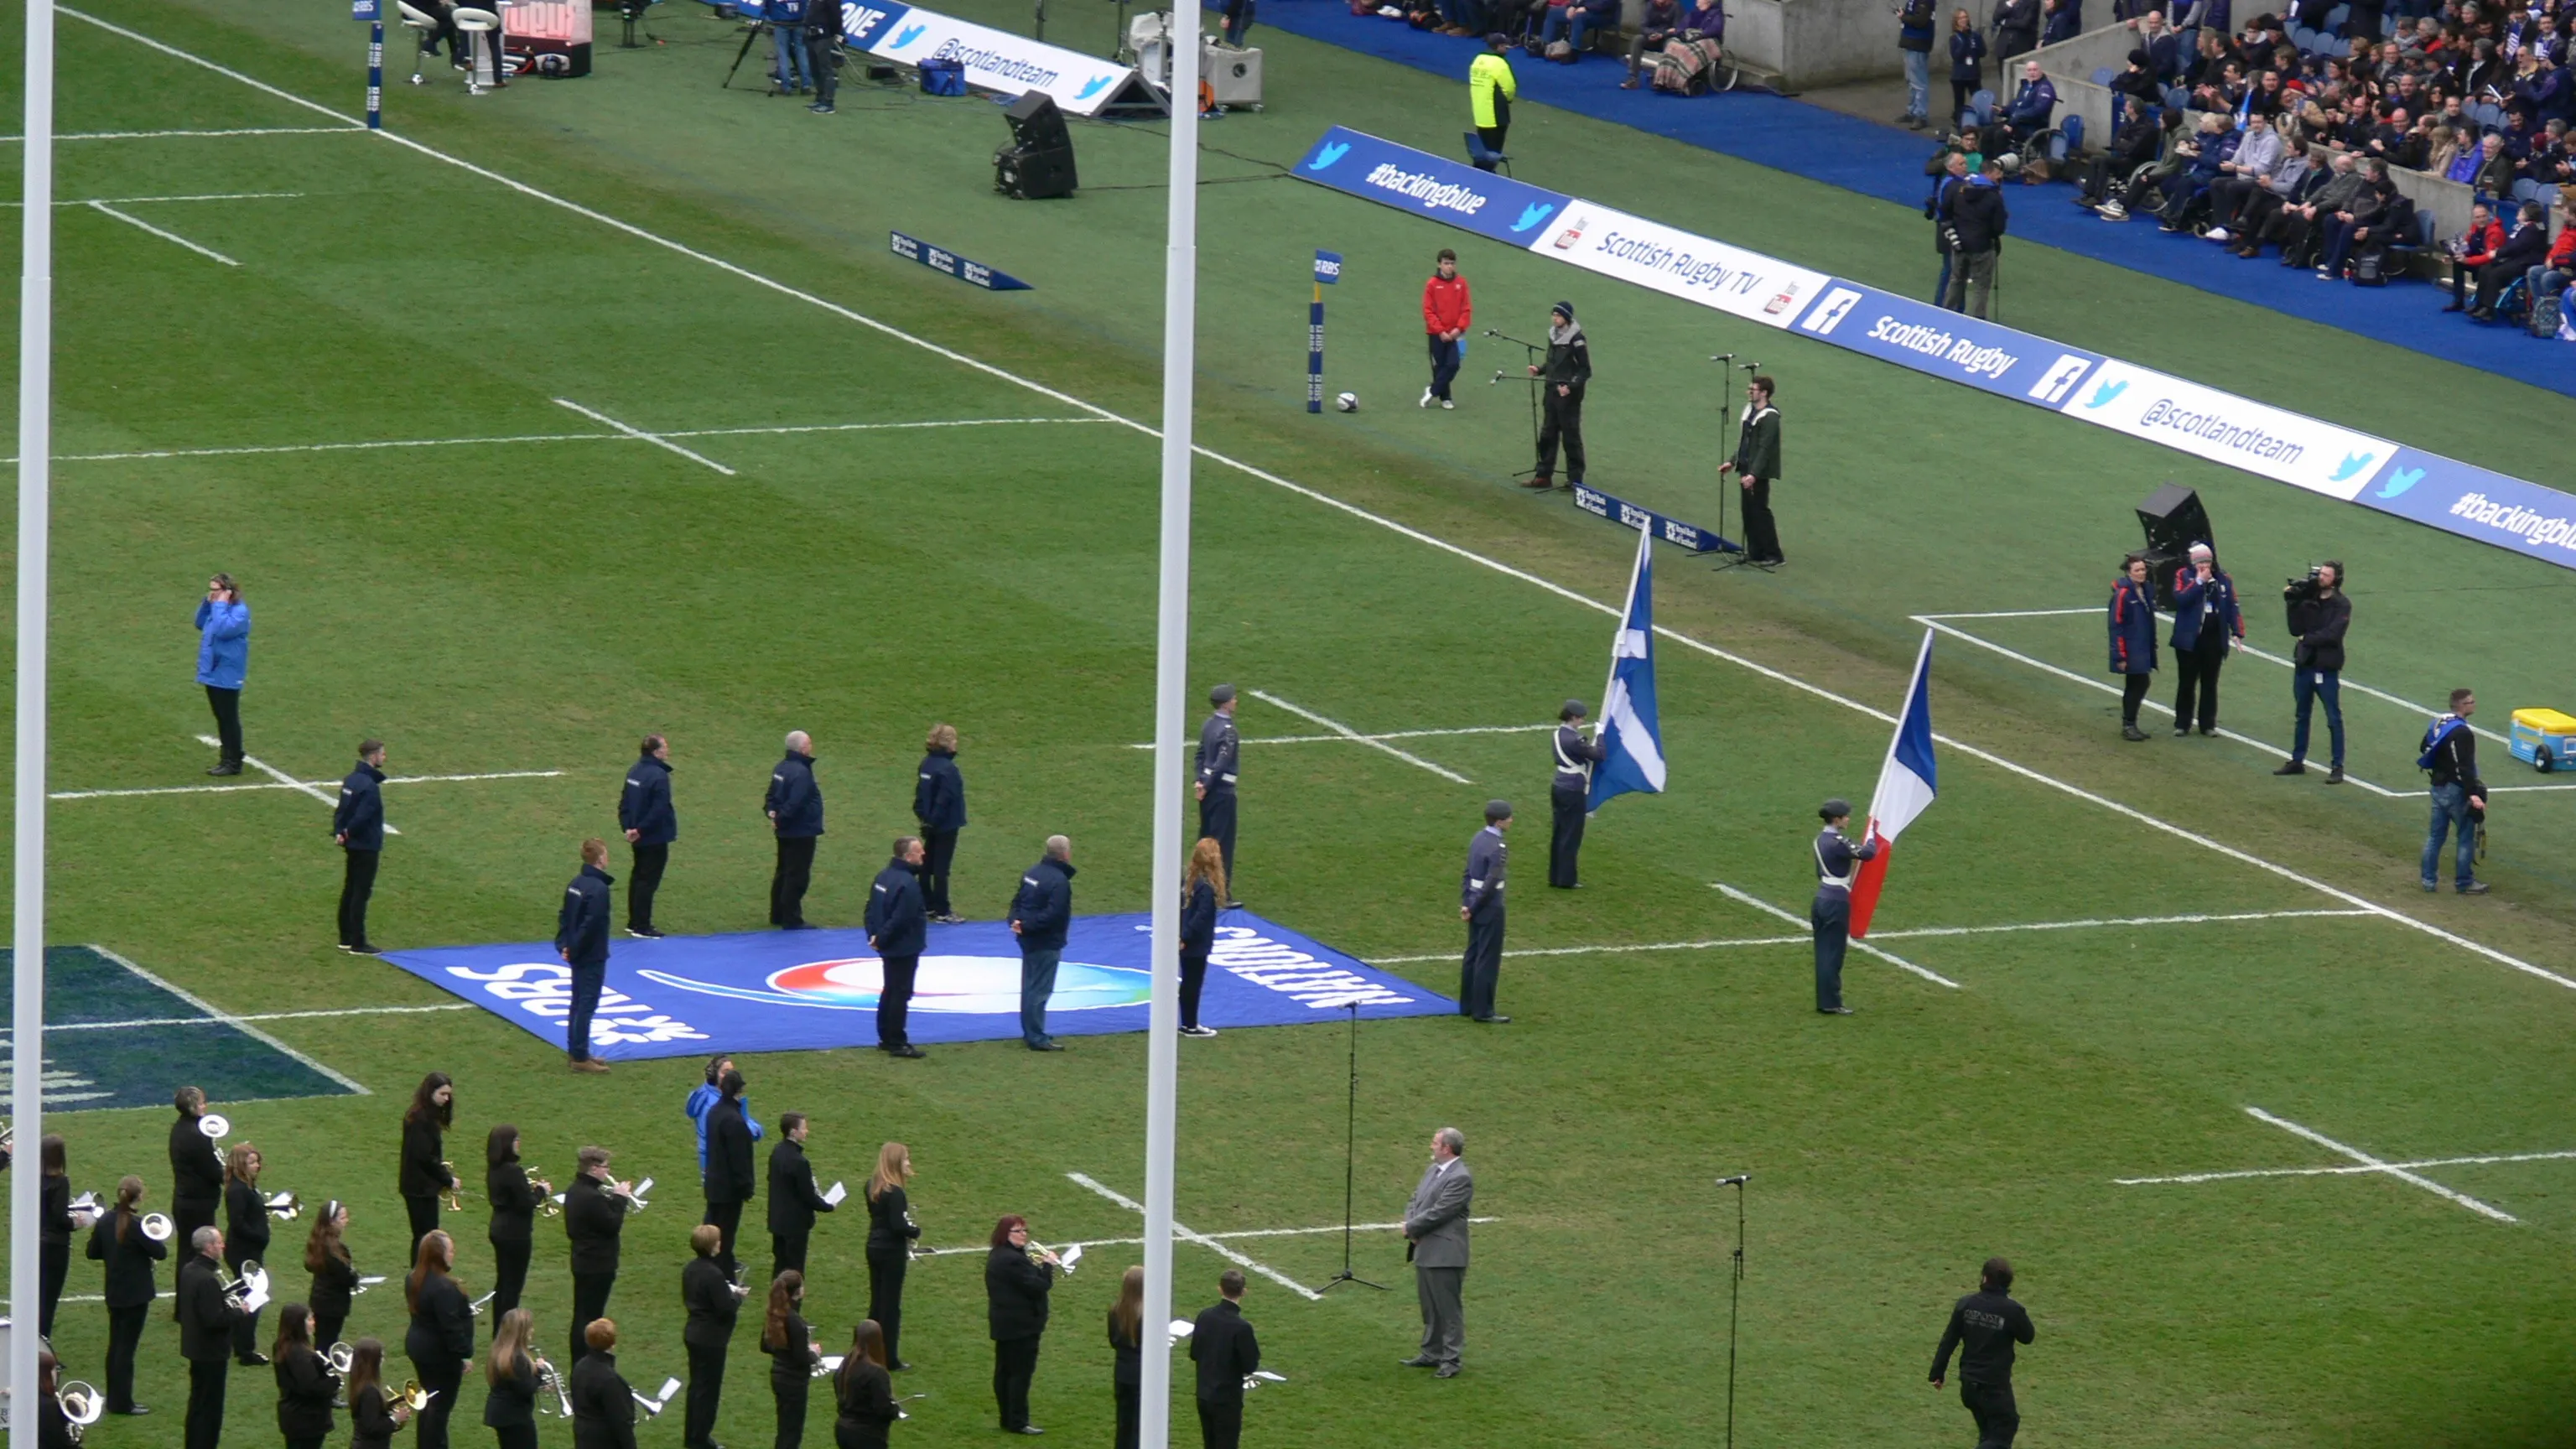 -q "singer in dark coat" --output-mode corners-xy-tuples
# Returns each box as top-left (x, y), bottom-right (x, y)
(2106, 555), (2159, 740)
(571, 1343), (640, 1449)
(1526, 301), (1591, 491)
(766, 1300), (820, 1448)
(835, 1350), (900, 1449)
(681, 1228), (741, 1449)
(1722, 375), (1785, 564)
